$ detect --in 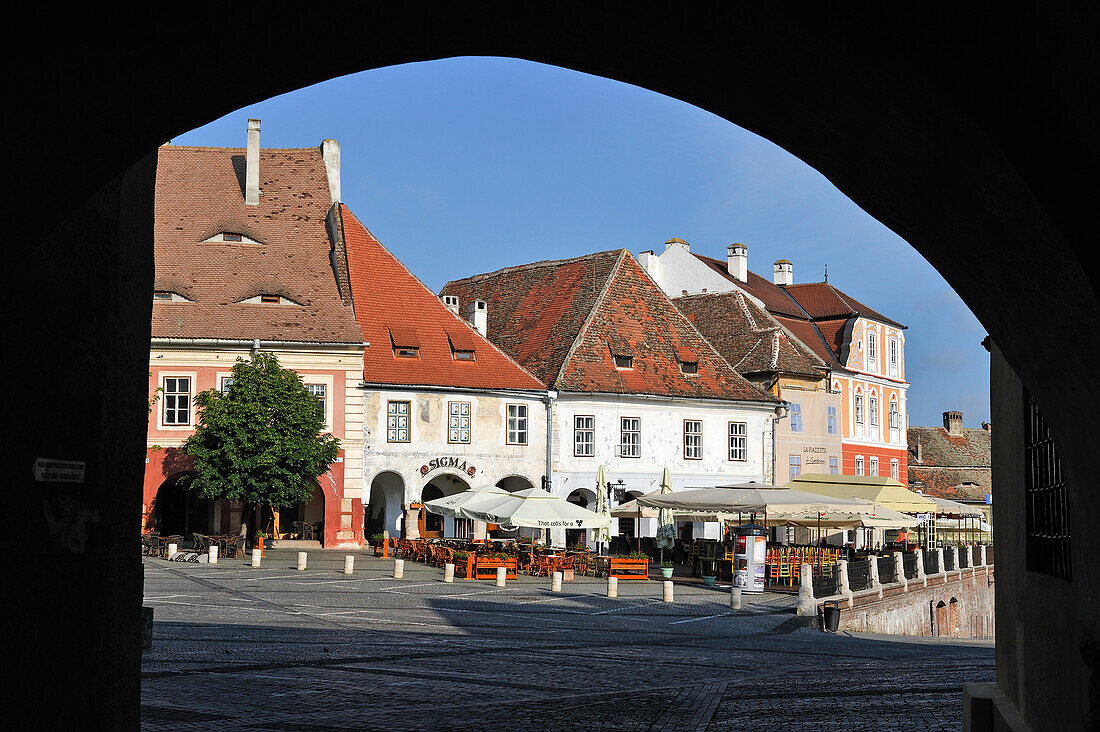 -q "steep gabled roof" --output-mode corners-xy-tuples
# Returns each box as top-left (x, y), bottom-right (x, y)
(442, 251), (778, 403)
(152, 145), (362, 344)
(907, 425), (992, 501)
(340, 205), (544, 391)
(674, 290), (826, 378)
(785, 282), (906, 329)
